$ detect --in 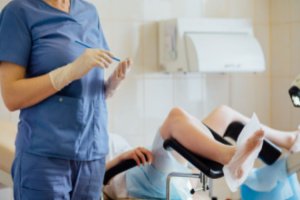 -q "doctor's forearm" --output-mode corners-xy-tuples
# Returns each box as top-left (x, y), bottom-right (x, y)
(0, 62), (57, 111)
(1, 75), (57, 111)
